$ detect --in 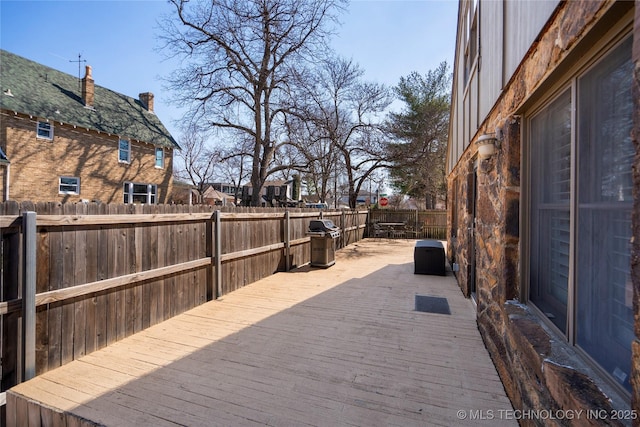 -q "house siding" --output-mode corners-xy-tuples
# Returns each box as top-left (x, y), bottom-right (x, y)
(447, 0), (638, 423)
(502, 0), (560, 83)
(1, 112), (174, 203)
(477, 0), (503, 120)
